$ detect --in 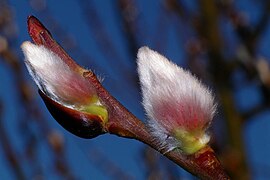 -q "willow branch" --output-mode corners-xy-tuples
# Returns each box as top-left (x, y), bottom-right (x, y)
(26, 15), (229, 180)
